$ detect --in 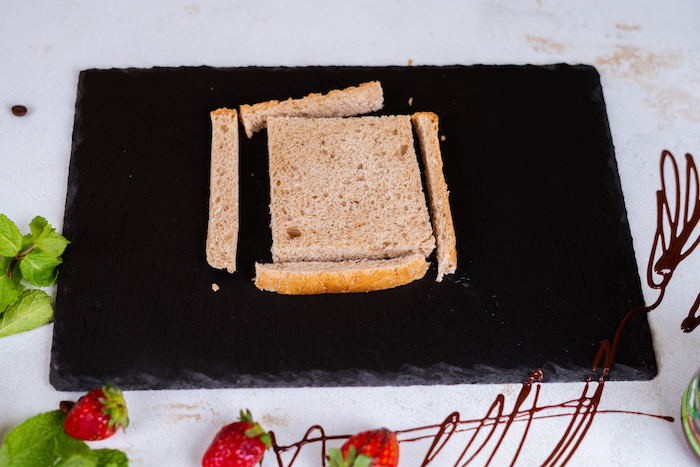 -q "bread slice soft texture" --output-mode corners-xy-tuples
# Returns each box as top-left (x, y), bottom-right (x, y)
(239, 81), (383, 138)
(411, 112), (457, 281)
(254, 254), (429, 294)
(206, 108), (239, 273)
(267, 115), (436, 264)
